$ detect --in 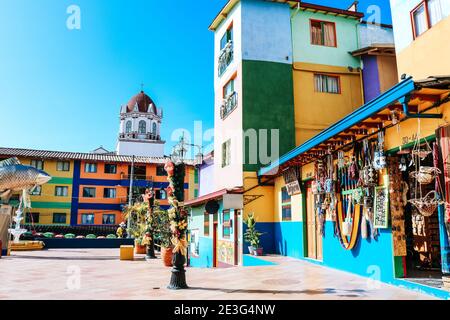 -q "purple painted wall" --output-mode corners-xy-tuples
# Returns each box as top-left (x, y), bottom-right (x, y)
(198, 160), (215, 197)
(362, 55), (381, 103)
